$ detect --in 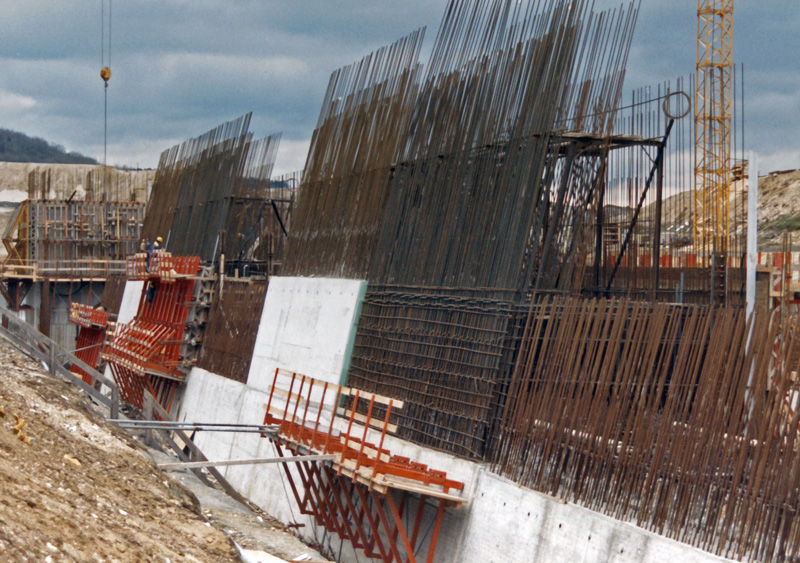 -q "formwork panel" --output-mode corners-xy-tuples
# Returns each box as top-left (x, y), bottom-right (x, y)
(2, 200), (145, 278)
